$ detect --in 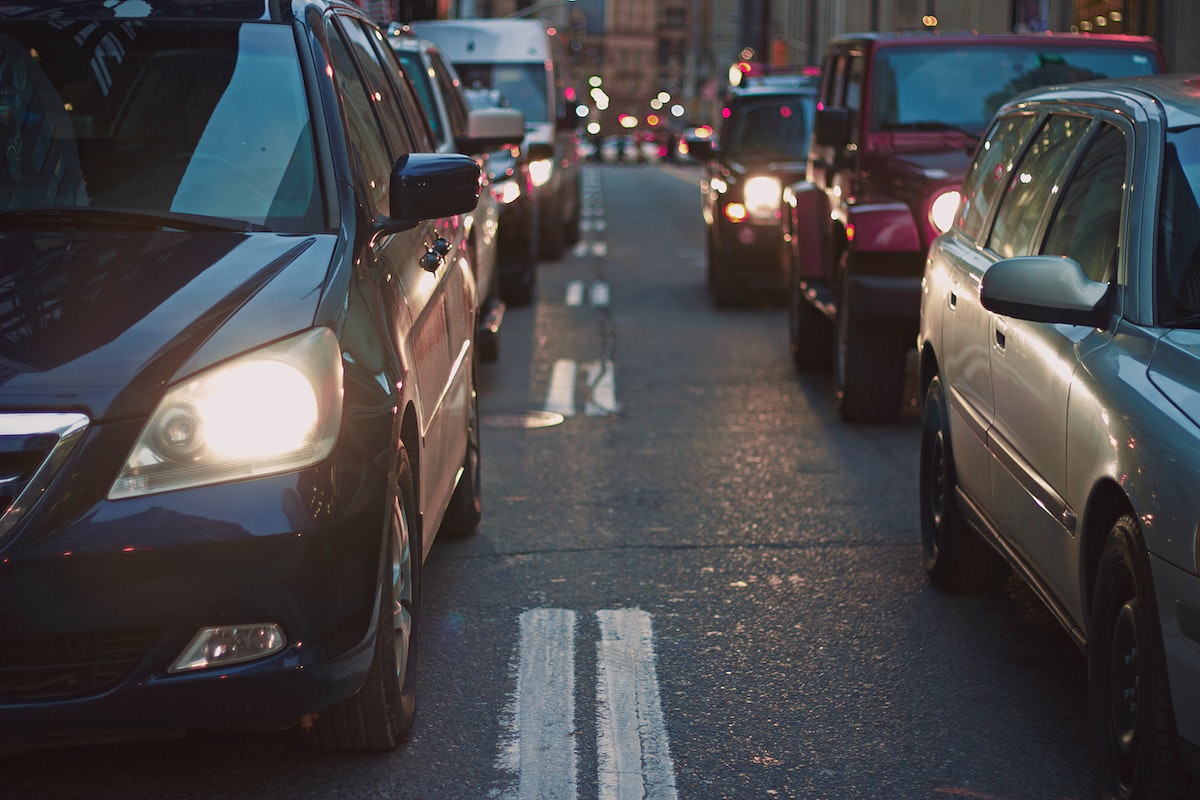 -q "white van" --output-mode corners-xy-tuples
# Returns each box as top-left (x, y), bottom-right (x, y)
(409, 18), (581, 261)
